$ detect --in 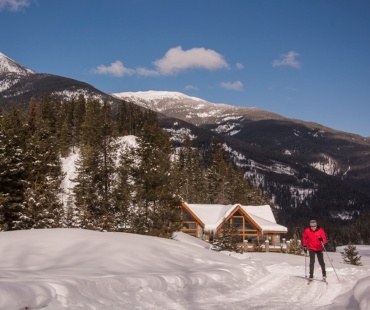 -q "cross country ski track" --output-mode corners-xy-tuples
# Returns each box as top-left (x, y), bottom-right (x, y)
(187, 263), (359, 310)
